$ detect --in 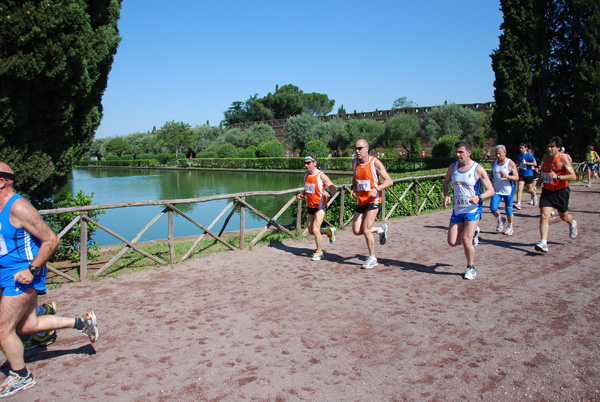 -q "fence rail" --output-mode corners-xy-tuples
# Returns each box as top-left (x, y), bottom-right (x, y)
(40, 174), (446, 282)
